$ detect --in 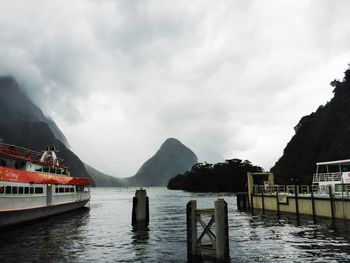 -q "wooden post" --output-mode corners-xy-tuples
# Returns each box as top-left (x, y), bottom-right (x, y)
(310, 185), (316, 223)
(132, 188), (149, 226)
(243, 194), (247, 211)
(329, 185), (335, 224)
(214, 199), (229, 260)
(276, 188), (280, 219)
(294, 185), (300, 222)
(187, 200), (197, 259)
(261, 188), (265, 215)
(237, 194), (241, 210)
